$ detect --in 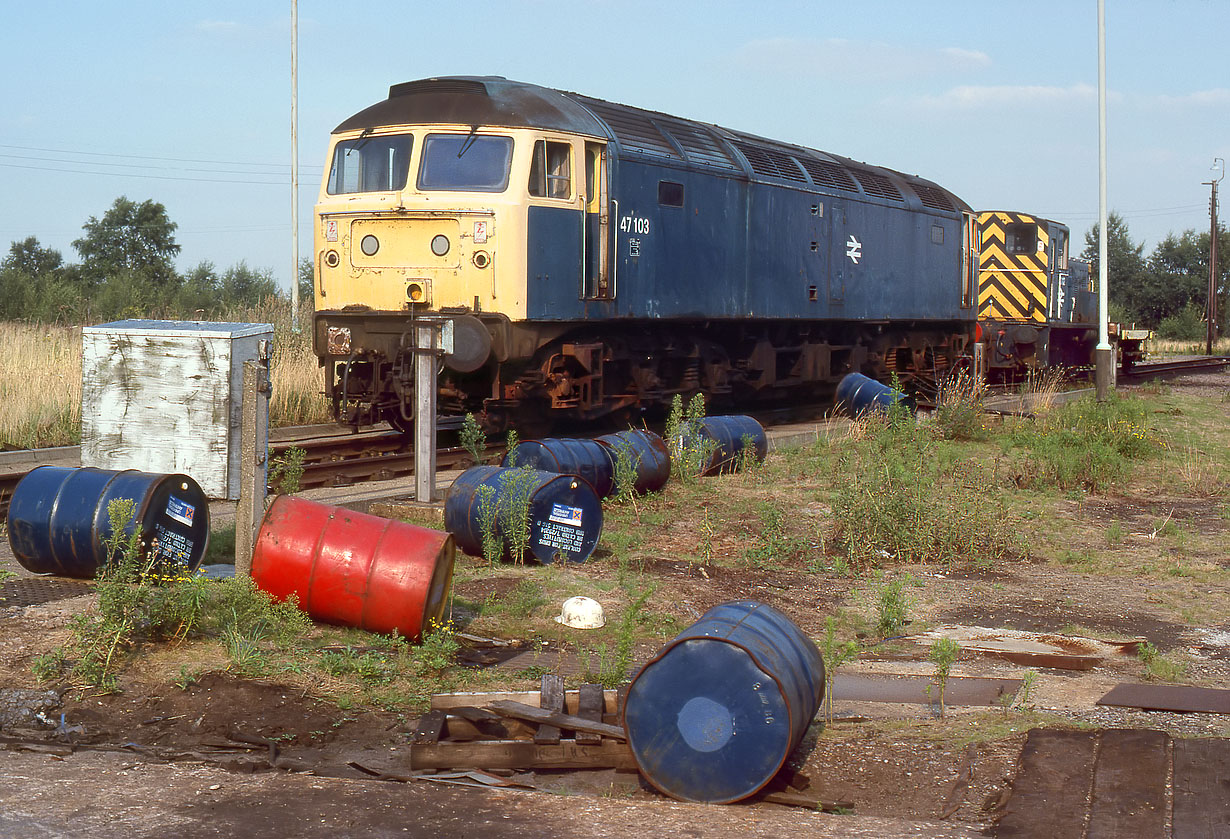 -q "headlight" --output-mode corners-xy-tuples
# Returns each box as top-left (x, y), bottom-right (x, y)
(431, 234), (450, 256)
